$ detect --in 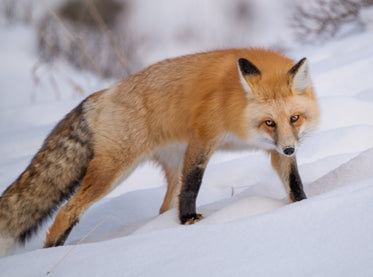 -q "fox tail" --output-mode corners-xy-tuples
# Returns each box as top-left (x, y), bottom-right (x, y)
(0, 100), (94, 257)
